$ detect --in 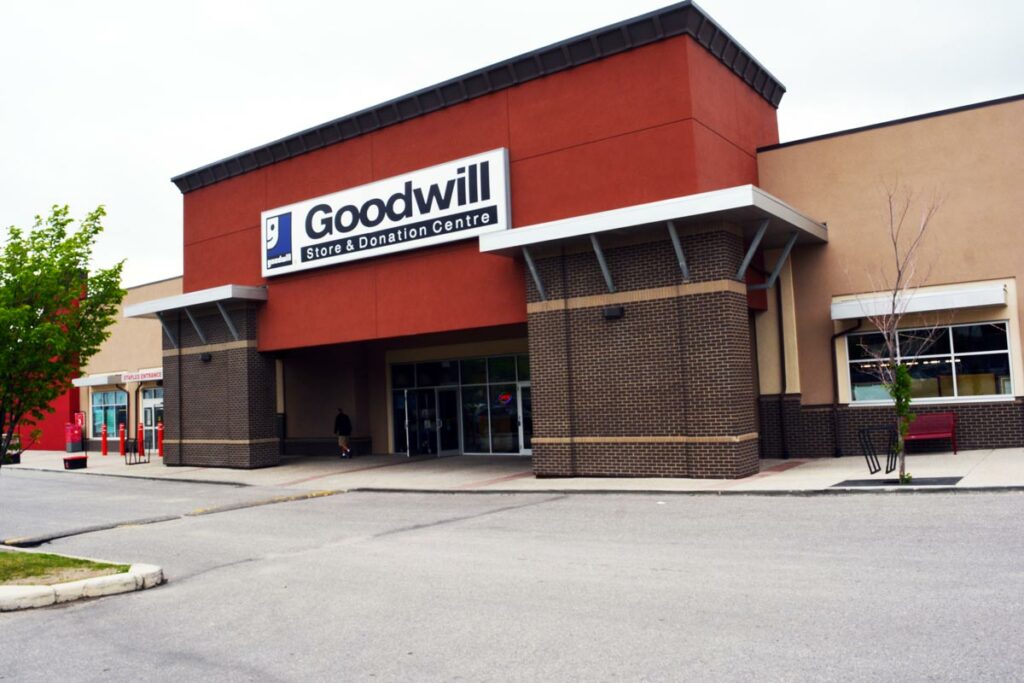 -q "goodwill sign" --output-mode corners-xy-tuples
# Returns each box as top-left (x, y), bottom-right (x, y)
(261, 148), (510, 277)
